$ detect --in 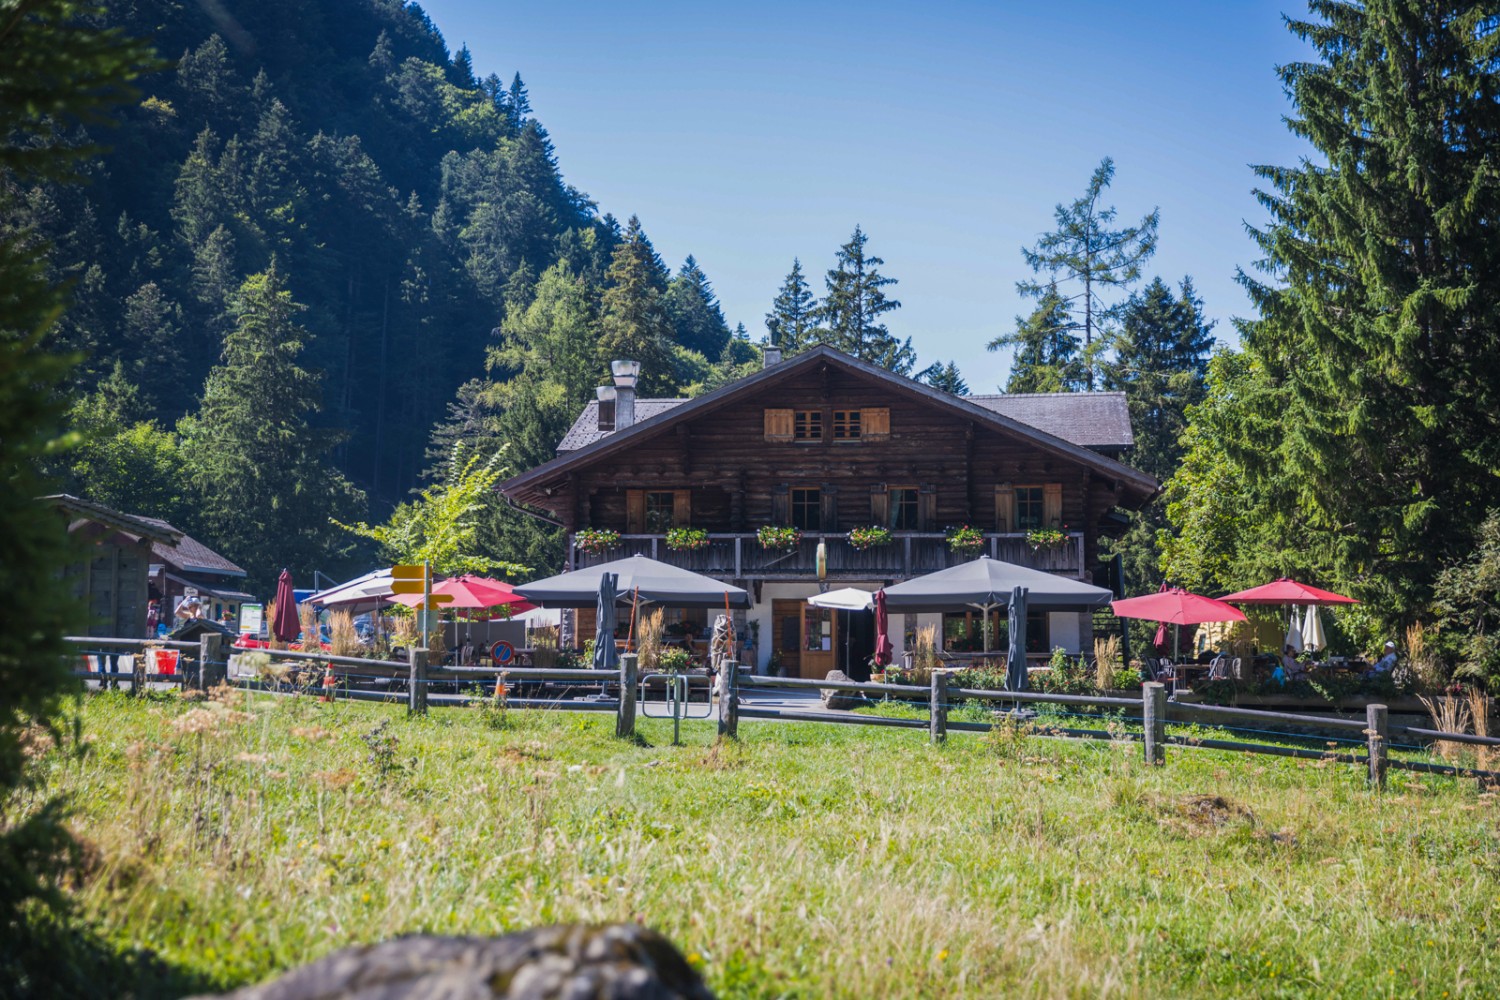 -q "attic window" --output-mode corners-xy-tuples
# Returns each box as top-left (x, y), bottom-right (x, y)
(833, 410), (862, 440)
(794, 410), (822, 441)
